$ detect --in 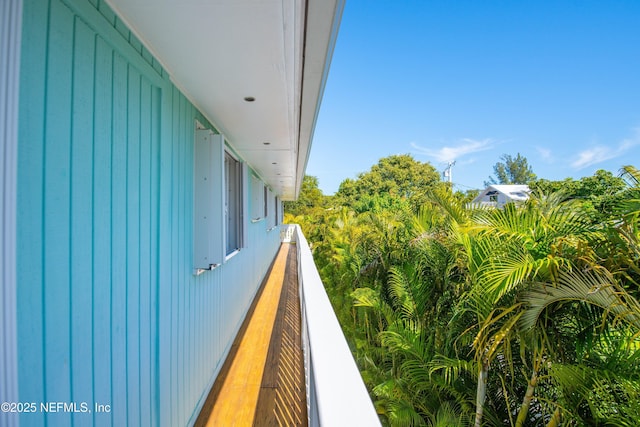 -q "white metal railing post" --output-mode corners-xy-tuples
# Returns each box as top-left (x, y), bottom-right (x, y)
(293, 225), (380, 426)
